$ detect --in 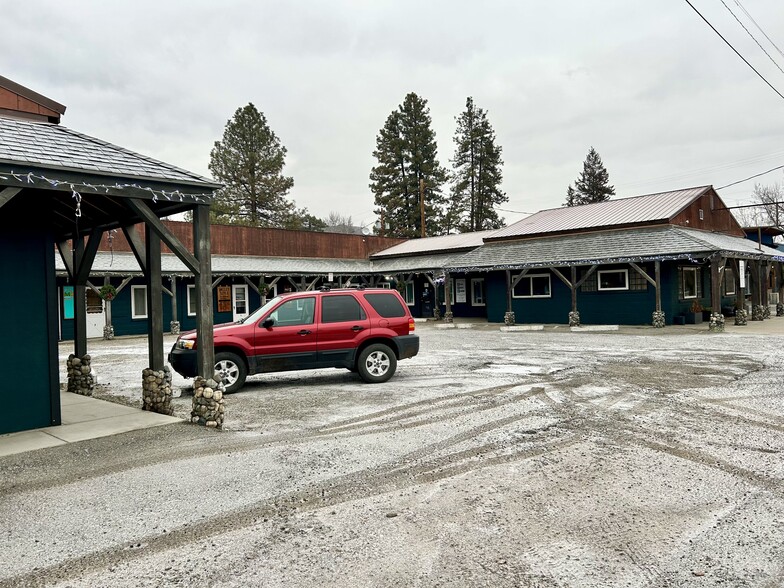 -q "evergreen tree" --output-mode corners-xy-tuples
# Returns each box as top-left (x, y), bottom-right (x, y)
(208, 103), (296, 227)
(369, 93), (448, 238)
(563, 185), (578, 207)
(567, 147), (615, 205)
(449, 97), (507, 232)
